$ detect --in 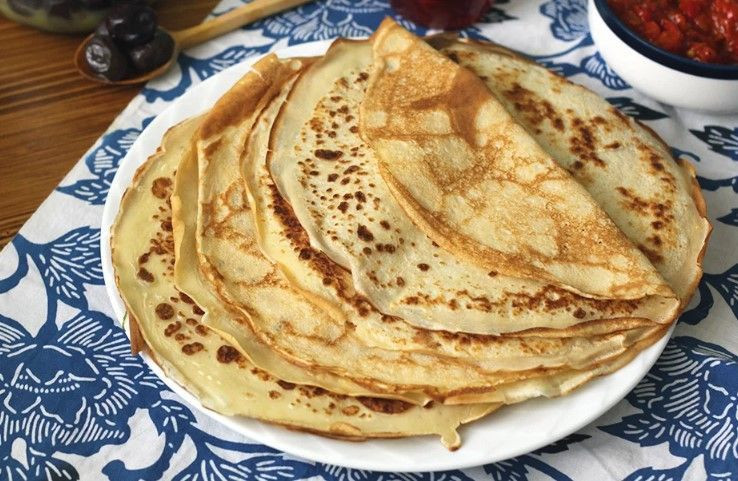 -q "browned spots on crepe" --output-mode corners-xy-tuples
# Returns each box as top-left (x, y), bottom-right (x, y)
(151, 177), (172, 199)
(277, 380), (296, 390)
(181, 342), (204, 355)
(504, 82), (565, 132)
(638, 243), (665, 264)
(616, 187), (674, 225)
(179, 292), (195, 304)
(155, 302), (175, 320)
(357, 396), (413, 414)
(568, 117), (605, 169)
(635, 140), (677, 190)
(341, 405), (360, 416)
(357, 224), (374, 242)
(137, 267), (154, 282)
(315, 148), (343, 160)
(216, 345), (242, 363)
(164, 321), (182, 337)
